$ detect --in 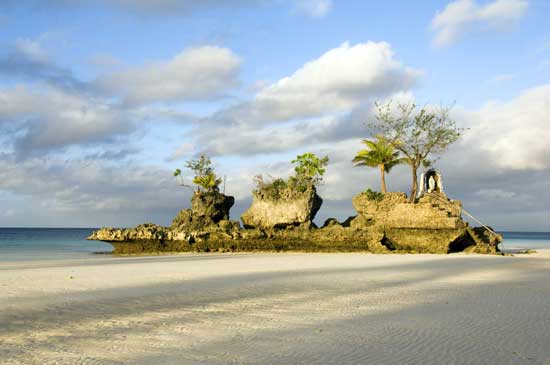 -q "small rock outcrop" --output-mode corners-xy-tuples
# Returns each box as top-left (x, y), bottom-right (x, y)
(171, 191), (235, 230)
(191, 191), (234, 223)
(241, 186), (322, 229)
